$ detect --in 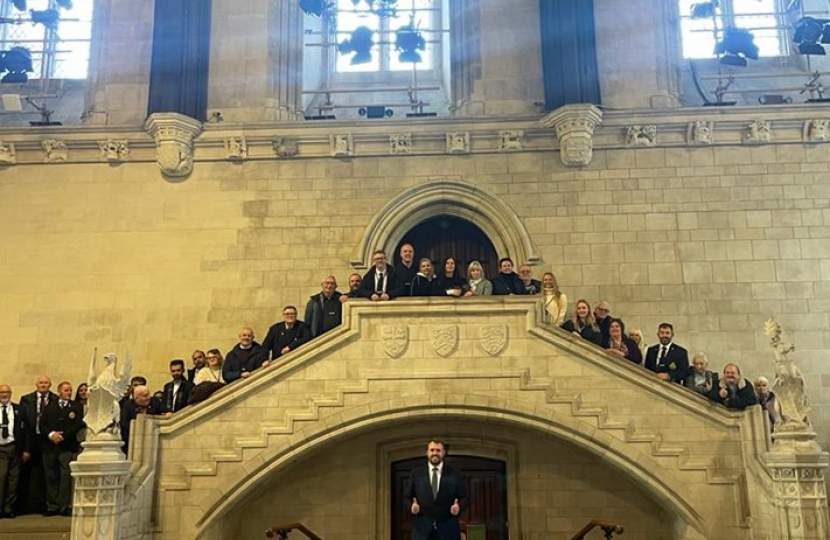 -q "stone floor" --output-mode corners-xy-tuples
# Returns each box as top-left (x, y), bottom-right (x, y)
(0, 514), (71, 540)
